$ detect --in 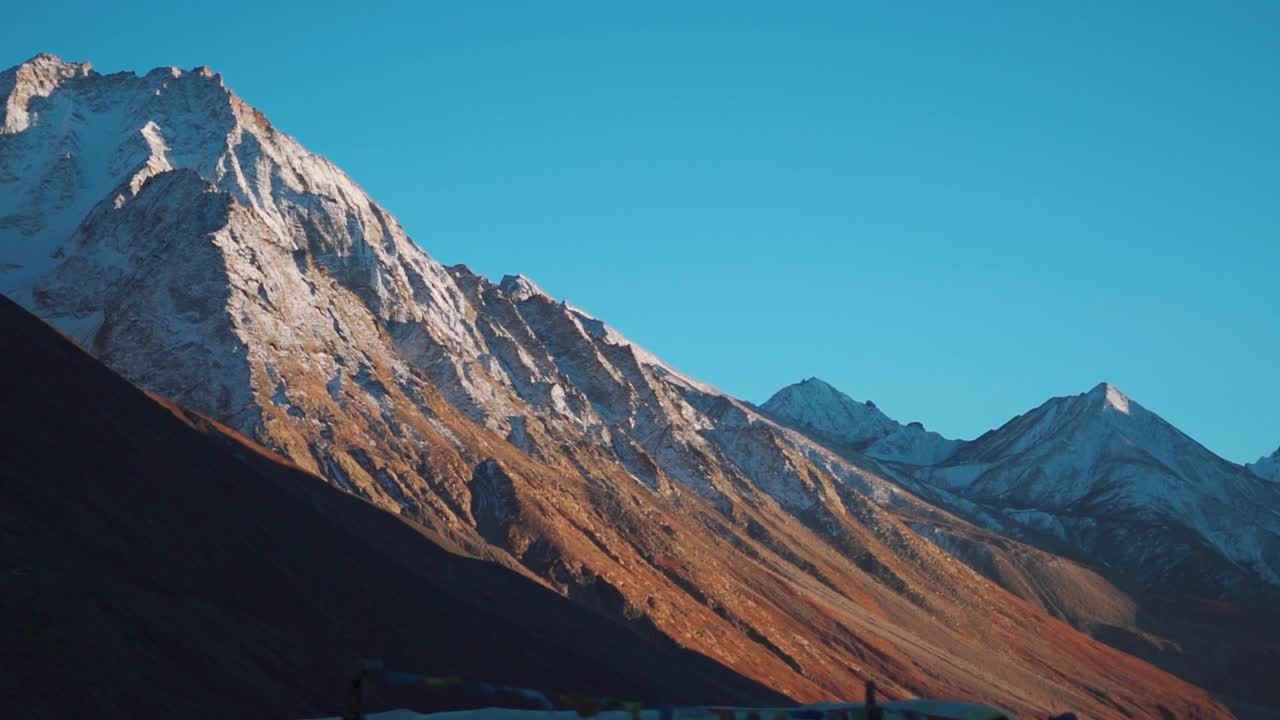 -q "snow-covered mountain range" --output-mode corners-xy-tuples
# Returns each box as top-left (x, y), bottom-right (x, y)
(930, 383), (1280, 595)
(768, 378), (1280, 600)
(0, 53), (1265, 717)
